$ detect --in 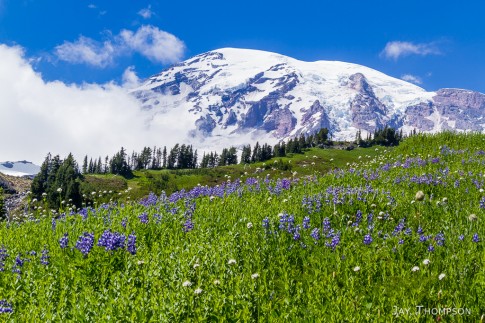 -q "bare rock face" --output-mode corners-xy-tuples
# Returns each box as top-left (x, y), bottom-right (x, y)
(433, 89), (485, 131)
(349, 73), (389, 132)
(405, 102), (436, 131)
(300, 100), (331, 134)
